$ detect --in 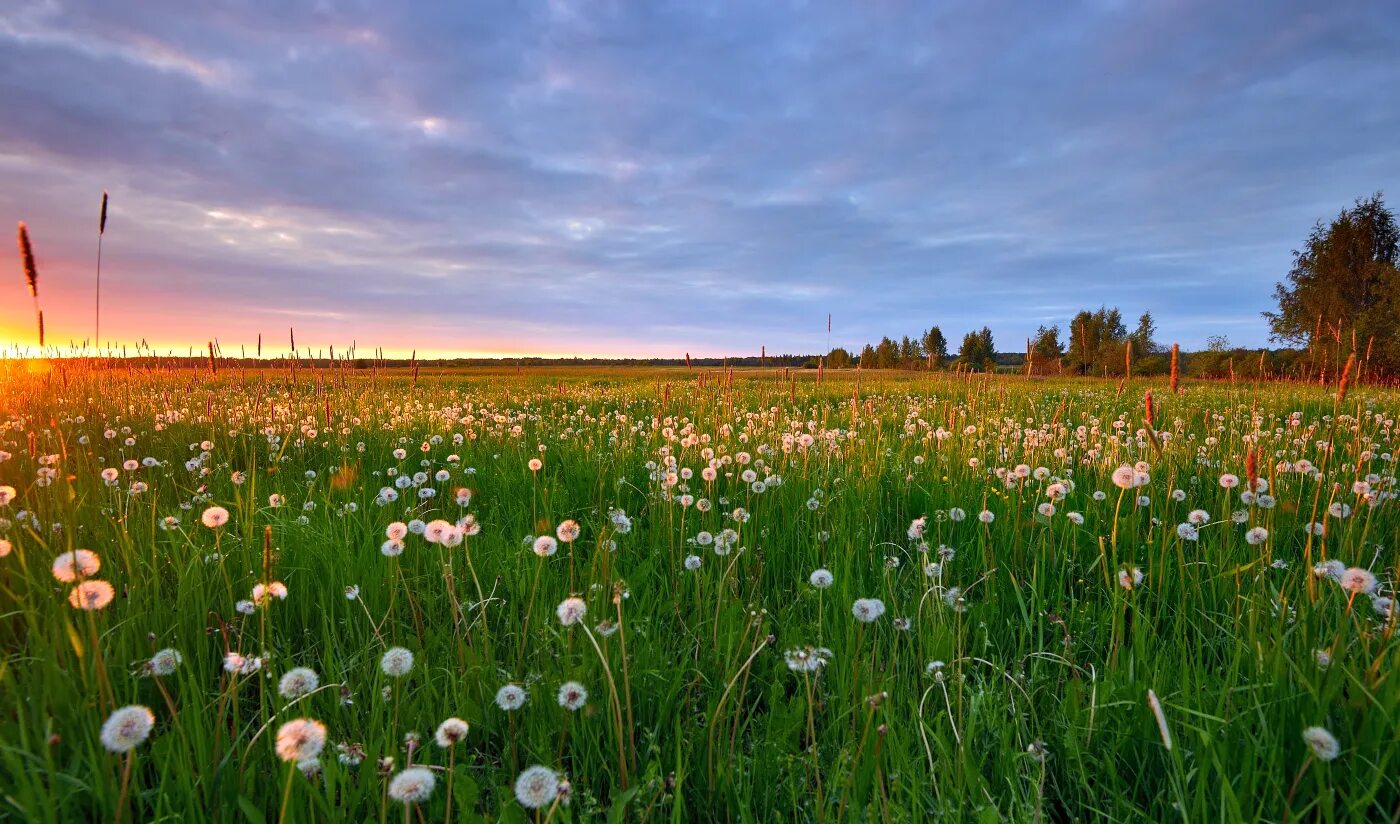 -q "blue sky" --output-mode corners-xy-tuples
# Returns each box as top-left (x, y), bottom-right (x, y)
(1, 0), (1397, 357)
